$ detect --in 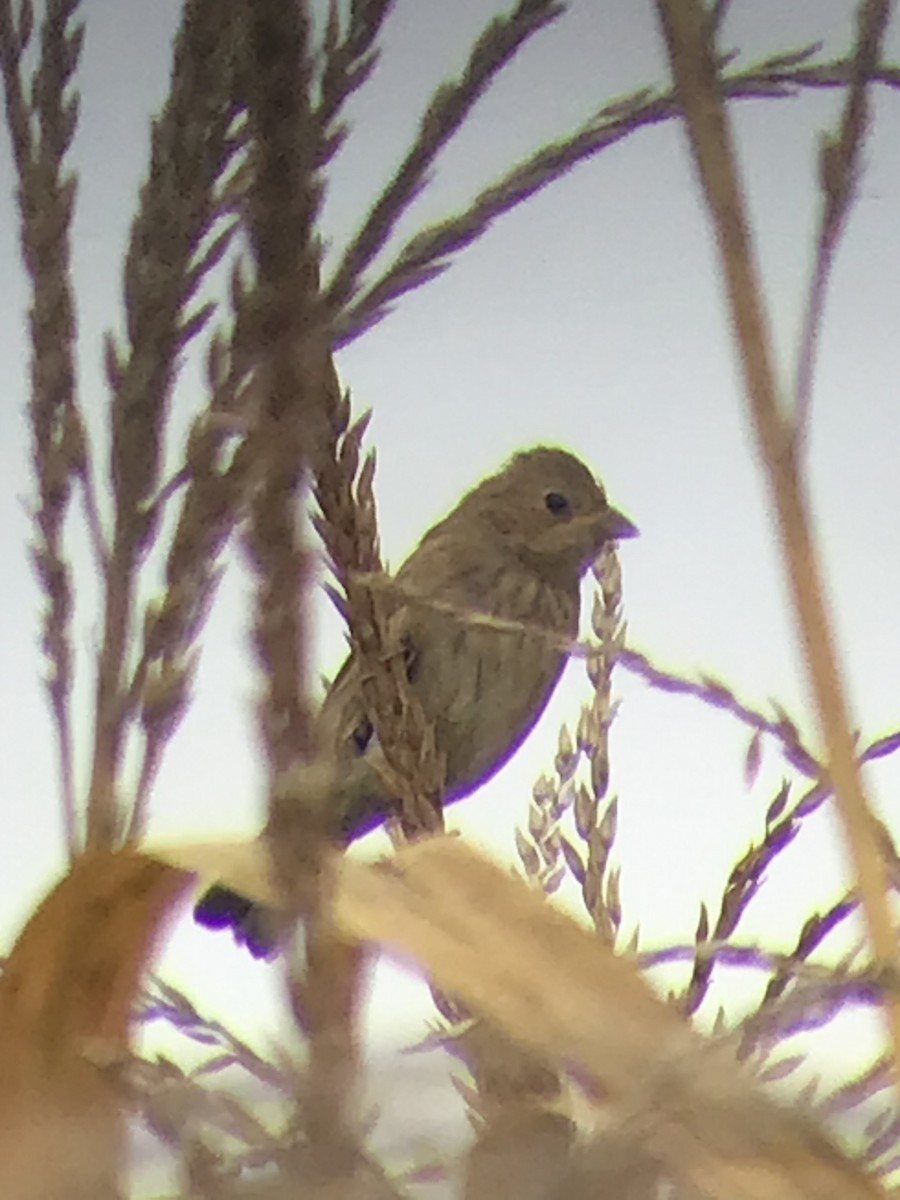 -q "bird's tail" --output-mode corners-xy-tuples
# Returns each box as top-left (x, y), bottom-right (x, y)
(193, 885), (280, 959)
